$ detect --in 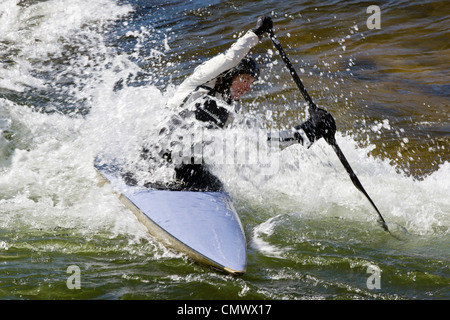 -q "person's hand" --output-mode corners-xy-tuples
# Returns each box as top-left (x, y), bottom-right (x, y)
(253, 16), (273, 38)
(295, 108), (336, 145)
